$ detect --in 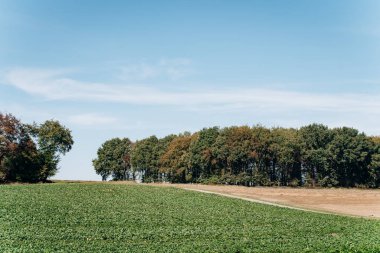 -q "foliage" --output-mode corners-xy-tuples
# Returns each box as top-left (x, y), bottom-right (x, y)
(95, 123), (380, 187)
(0, 183), (379, 252)
(188, 127), (220, 181)
(93, 138), (132, 181)
(0, 113), (39, 182)
(327, 127), (374, 187)
(0, 113), (73, 183)
(131, 136), (160, 182)
(28, 120), (74, 181)
(270, 127), (302, 185)
(299, 124), (333, 187)
(159, 133), (194, 183)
